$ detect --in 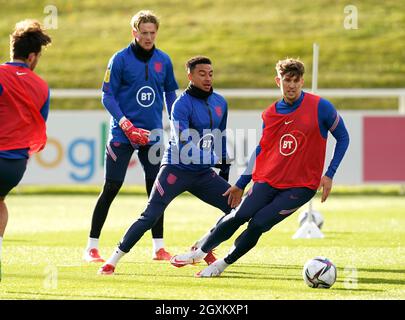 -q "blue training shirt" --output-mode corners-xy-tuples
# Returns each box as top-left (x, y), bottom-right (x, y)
(236, 91), (350, 189)
(162, 90), (228, 171)
(102, 44), (179, 144)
